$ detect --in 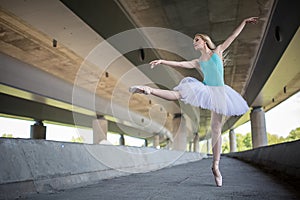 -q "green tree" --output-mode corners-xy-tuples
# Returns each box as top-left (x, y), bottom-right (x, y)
(71, 136), (84, 143)
(286, 127), (300, 141)
(236, 133), (244, 152)
(242, 132), (252, 149)
(236, 133), (252, 152)
(1, 133), (13, 138)
(235, 133), (245, 151)
(222, 136), (230, 153)
(267, 133), (285, 145)
(230, 127), (300, 153)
